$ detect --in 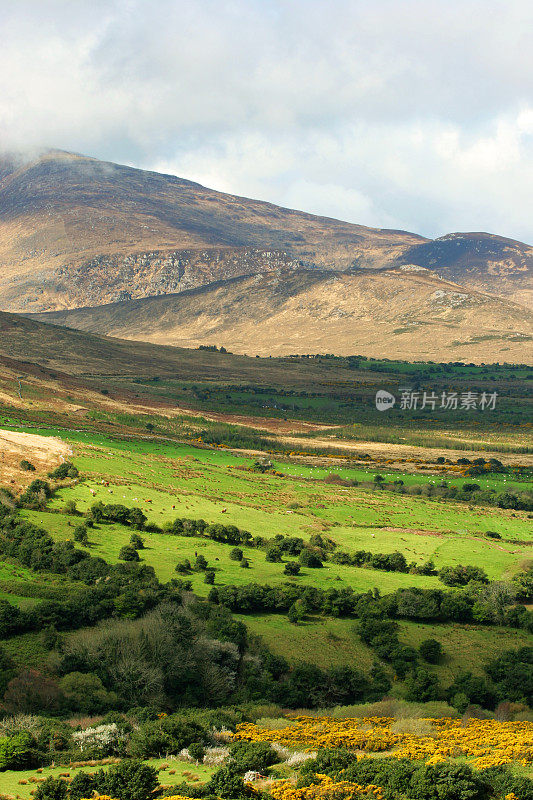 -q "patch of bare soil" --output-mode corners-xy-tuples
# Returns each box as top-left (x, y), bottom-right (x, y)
(0, 429), (70, 492)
